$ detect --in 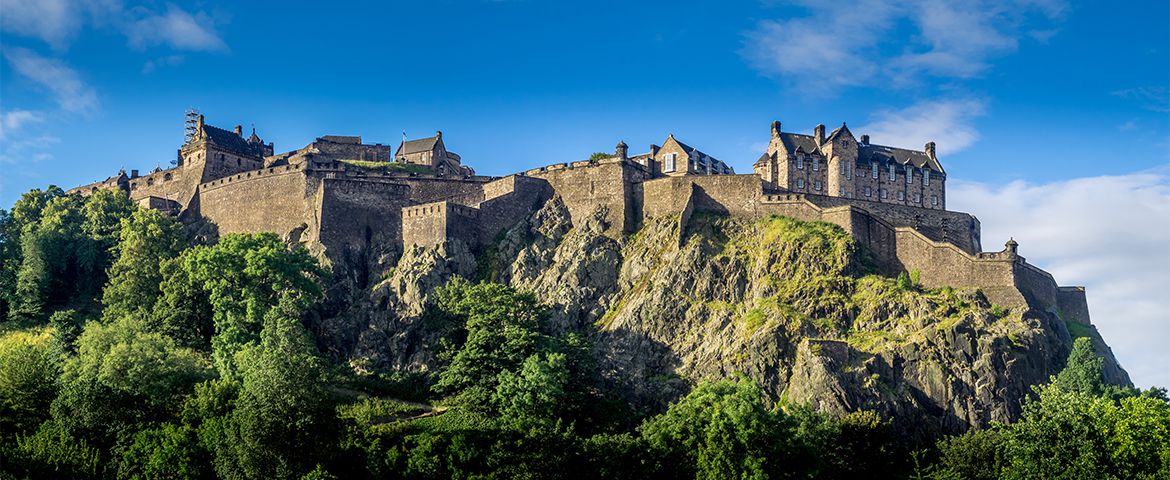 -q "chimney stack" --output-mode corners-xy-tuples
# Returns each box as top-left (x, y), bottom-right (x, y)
(436, 130), (442, 139)
(615, 140), (628, 160)
(130, 169), (139, 178)
(925, 141), (936, 159)
(860, 134), (870, 145)
(649, 144), (660, 159)
(234, 125), (243, 137)
(771, 120), (781, 139)
(196, 115), (205, 137)
(814, 124), (826, 145)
